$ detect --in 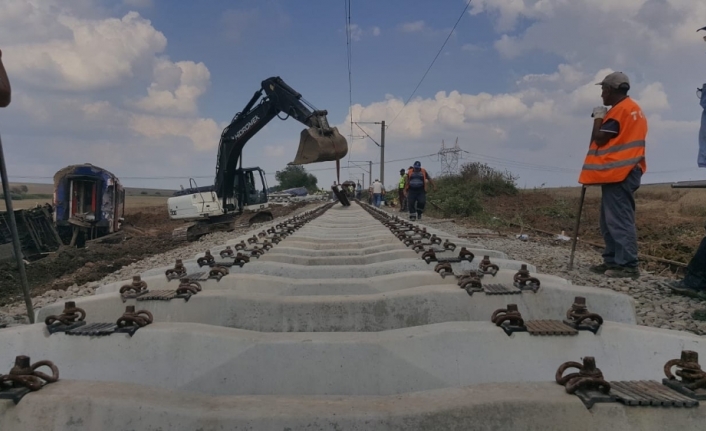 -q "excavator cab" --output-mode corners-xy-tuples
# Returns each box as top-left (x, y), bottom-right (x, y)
(291, 112), (348, 165)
